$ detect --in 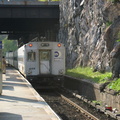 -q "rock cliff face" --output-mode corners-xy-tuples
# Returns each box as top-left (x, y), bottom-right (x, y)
(59, 0), (120, 78)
